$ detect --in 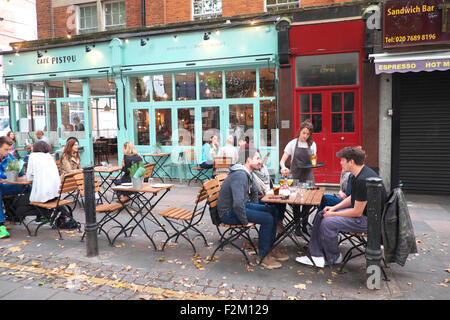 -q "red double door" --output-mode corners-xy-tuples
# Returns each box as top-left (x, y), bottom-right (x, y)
(294, 87), (361, 183)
